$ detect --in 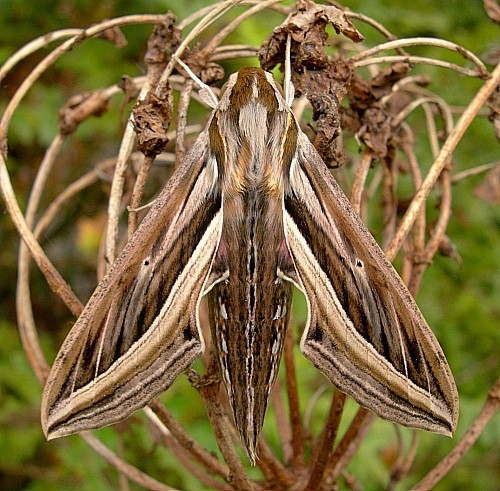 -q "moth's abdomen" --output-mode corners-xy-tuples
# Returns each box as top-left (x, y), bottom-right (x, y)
(207, 192), (293, 463)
